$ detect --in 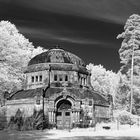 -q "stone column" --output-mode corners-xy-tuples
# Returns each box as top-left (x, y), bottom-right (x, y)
(53, 111), (55, 123)
(50, 111), (52, 122)
(51, 111), (53, 123)
(49, 112), (51, 123)
(82, 78), (84, 85)
(92, 102), (95, 124)
(73, 111), (75, 123)
(75, 112), (77, 122)
(52, 111), (54, 123)
(77, 112), (79, 122)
